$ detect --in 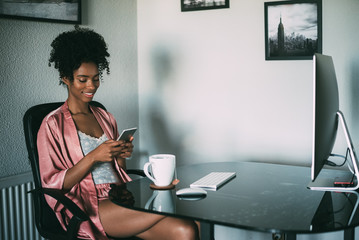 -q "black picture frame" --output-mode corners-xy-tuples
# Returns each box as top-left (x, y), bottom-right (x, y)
(0, 0), (81, 24)
(264, 0), (322, 60)
(181, 0), (229, 12)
